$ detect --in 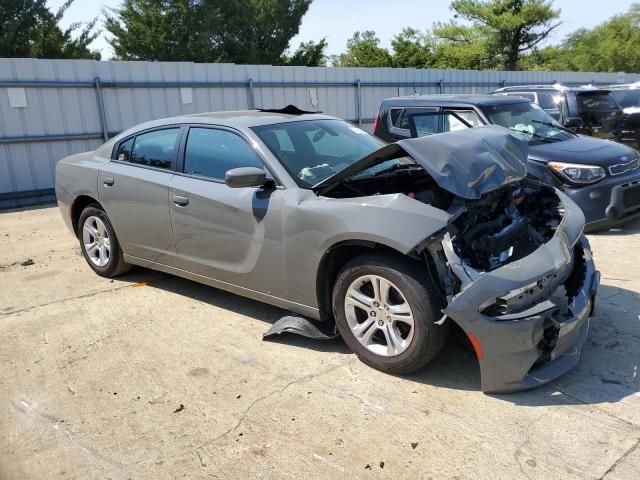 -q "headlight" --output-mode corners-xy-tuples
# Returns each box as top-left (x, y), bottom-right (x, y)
(548, 162), (606, 184)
